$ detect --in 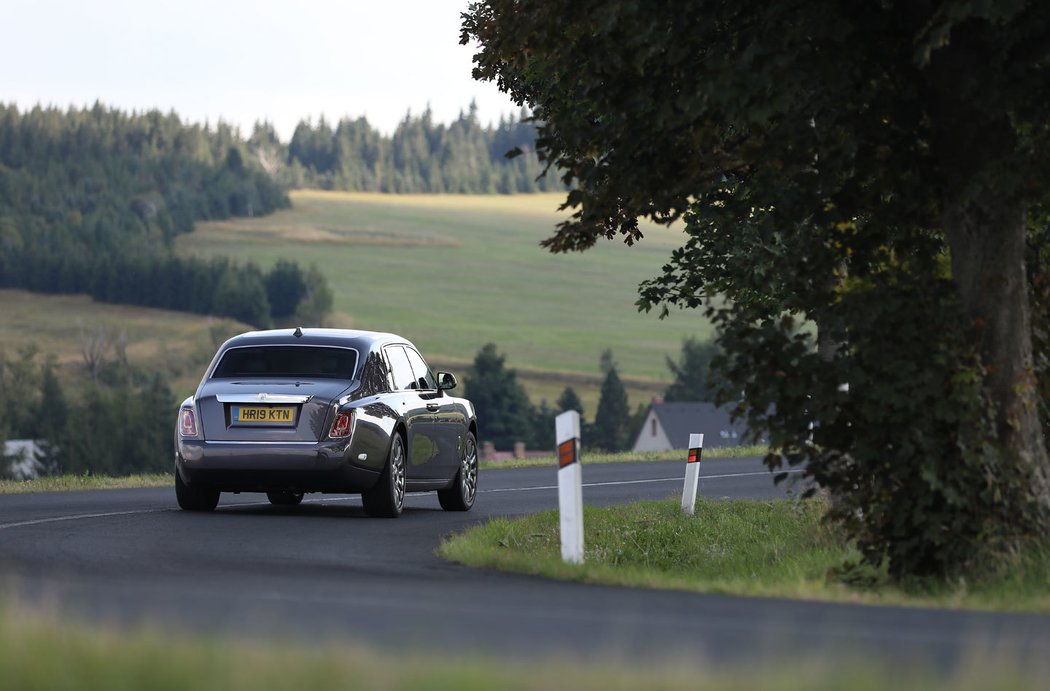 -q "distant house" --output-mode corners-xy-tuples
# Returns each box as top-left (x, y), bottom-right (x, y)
(632, 401), (750, 452)
(3, 440), (43, 480)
